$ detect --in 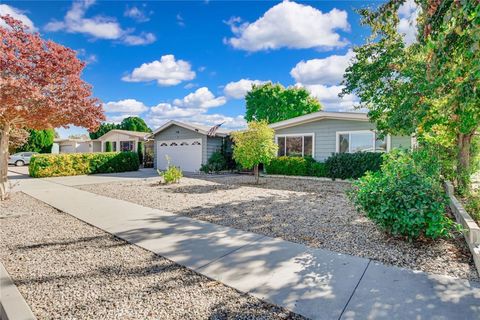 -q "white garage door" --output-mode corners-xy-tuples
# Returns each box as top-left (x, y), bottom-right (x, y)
(157, 139), (202, 172)
(60, 145), (74, 153)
